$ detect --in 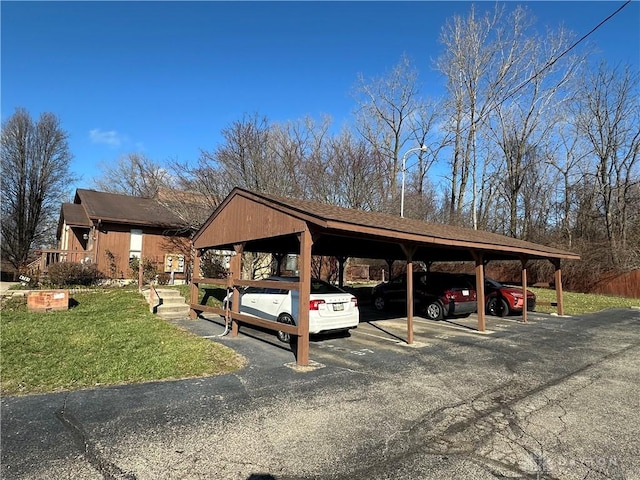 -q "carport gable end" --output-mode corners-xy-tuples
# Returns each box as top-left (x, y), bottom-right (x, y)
(193, 191), (312, 250)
